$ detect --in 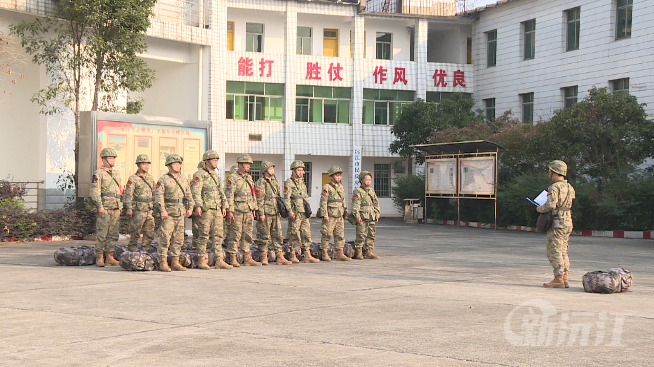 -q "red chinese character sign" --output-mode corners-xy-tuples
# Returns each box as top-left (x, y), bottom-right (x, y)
(238, 57), (253, 76)
(431, 68), (467, 89)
